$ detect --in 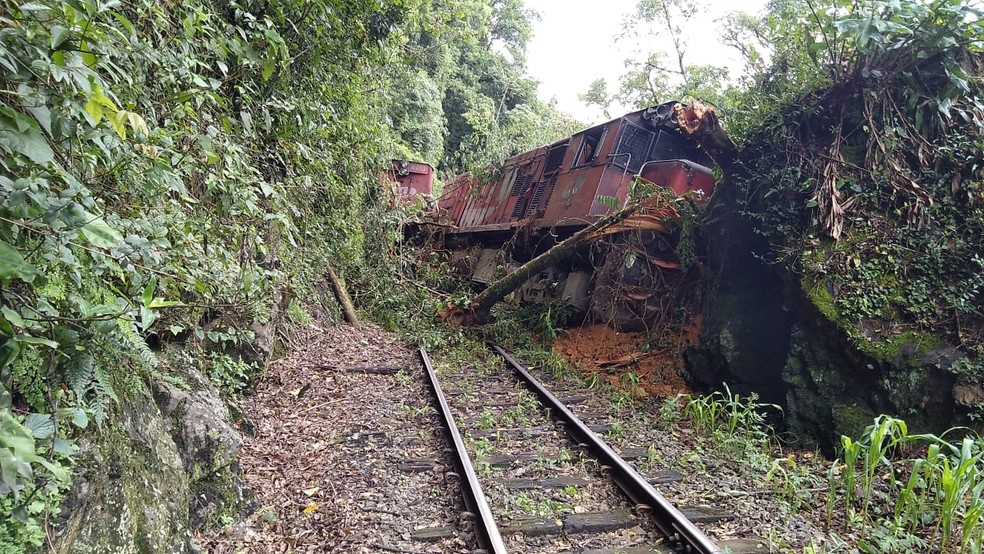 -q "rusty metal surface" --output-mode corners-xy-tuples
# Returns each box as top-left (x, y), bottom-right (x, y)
(490, 344), (724, 554)
(419, 348), (508, 554)
(639, 160), (715, 201)
(388, 159), (434, 203)
(440, 102), (716, 237)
